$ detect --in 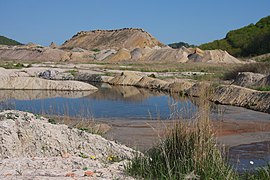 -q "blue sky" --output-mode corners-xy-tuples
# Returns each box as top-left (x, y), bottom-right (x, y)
(1, 0), (270, 46)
